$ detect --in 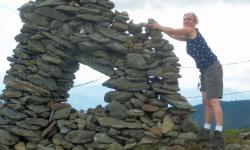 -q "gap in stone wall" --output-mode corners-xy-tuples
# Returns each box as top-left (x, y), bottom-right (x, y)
(68, 64), (110, 111)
